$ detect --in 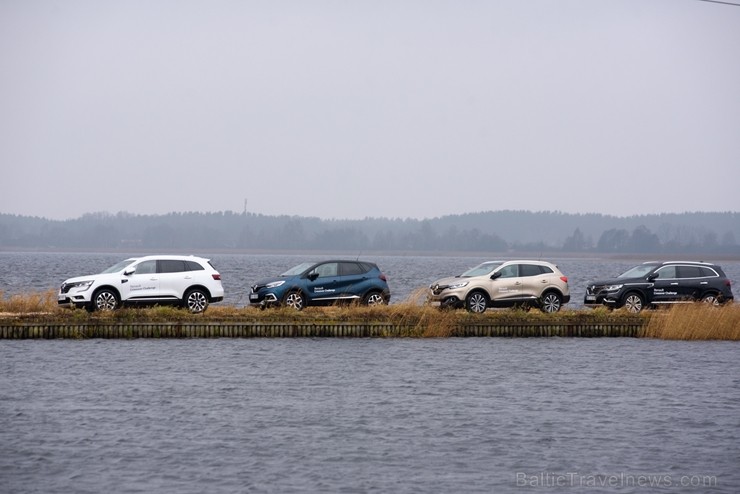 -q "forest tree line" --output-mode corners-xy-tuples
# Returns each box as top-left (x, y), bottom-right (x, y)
(0, 210), (738, 254)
